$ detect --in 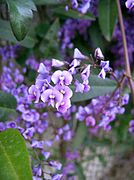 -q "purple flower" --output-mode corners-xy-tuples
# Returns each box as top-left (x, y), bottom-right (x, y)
(71, 0), (78, 8)
(32, 140), (44, 149)
(81, 65), (91, 81)
(78, 0), (91, 14)
(44, 140), (53, 147)
(129, 120), (134, 133)
(55, 85), (73, 99)
(100, 61), (111, 71)
(56, 98), (71, 113)
(94, 48), (104, 60)
(98, 68), (106, 79)
(52, 59), (64, 67)
(52, 174), (63, 180)
(49, 161), (62, 170)
(41, 88), (63, 108)
(98, 61), (111, 79)
(86, 116), (96, 126)
(51, 70), (73, 86)
(74, 80), (84, 93)
(23, 127), (35, 139)
(83, 80), (90, 92)
(28, 85), (40, 103)
(73, 48), (87, 60)
(33, 165), (42, 177)
(125, 0), (134, 10)
(22, 110), (40, 122)
(35, 79), (51, 92)
(42, 151), (51, 159)
(63, 130), (72, 141)
(37, 63), (49, 74)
